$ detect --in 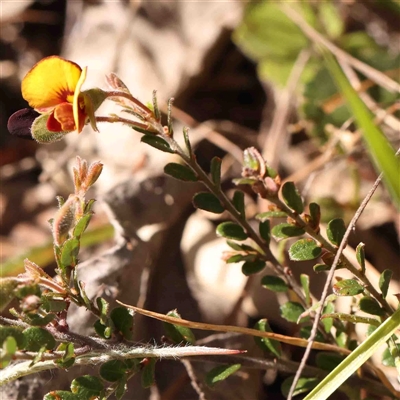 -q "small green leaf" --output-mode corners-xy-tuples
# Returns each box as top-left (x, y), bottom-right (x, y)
(233, 177), (257, 186)
(280, 302), (307, 323)
(281, 182), (304, 214)
(241, 260), (266, 276)
(313, 263), (330, 273)
(205, 364), (241, 386)
(359, 296), (385, 316)
(327, 218), (346, 246)
(0, 326), (25, 349)
(261, 275), (288, 292)
(100, 360), (128, 382)
(94, 320), (111, 339)
(226, 254), (256, 264)
(42, 299), (68, 313)
(259, 220), (270, 245)
(56, 342), (75, 369)
(164, 163), (198, 182)
(309, 202), (321, 228)
(141, 358), (156, 388)
(281, 376), (319, 397)
(73, 214), (92, 238)
(60, 238), (80, 268)
(110, 307), (134, 341)
(141, 135), (174, 153)
(379, 269), (393, 298)
(232, 191), (245, 218)
(316, 352), (346, 371)
(256, 211), (288, 220)
(23, 327), (56, 351)
(289, 239), (322, 261)
(356, 242), (366, 273)
(300, 274), (311, 305)
(332, 279), (364, 296)
(163, 310), (196, 344)
(70, 375), (104, 398)
(226, 240), (243, 251)
(96, 297), (109, 325)
(322, 302), (335, 333)
(210, 157), (222, 187)
(254, 319), (282, 357)
(26, 312), (56, 326)
(192, 192), (224, 214)
(271, 223), (305, 240)
(84, 199), (96, 213)
(216, 222), (248, 241)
